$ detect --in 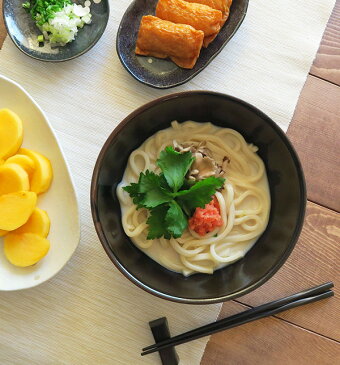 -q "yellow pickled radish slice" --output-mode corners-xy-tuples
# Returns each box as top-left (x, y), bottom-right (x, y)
(0, 191), (37, 231)
(0, 163), (30, 196)
(0, 109), (23, 159)
(19, 148), (53, 194)
(0, 229), (8, 237)
(4, 233), (50, 267)
(14, 208), (50, 237)
(5, 154), (35, 177)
